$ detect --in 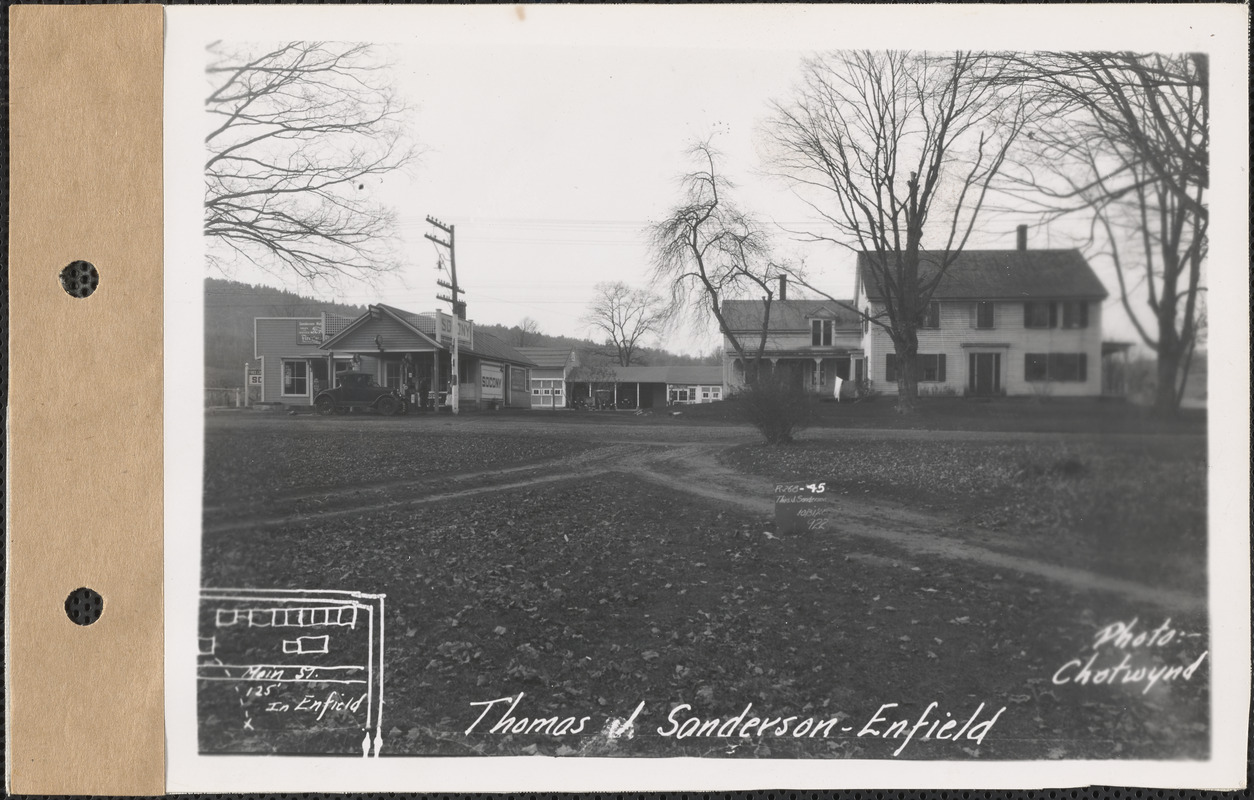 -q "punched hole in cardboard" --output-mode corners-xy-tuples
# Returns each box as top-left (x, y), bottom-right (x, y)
(65, 587), (103, 625)
(59, 260), (99, 298)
